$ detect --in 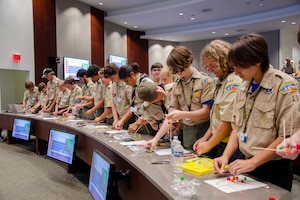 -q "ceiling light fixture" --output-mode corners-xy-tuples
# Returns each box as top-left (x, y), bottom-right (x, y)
(225, 33), (229, 36)
(179, 13), (184, 16)
(281, 20), (286, 23)
(190, 17), (195, 20)
(124, 22), (128, 24)
(98, 2), (103, 5)
(259, 3), (263, 6)
(133, 26), (138, 28)
(291, 22), (296, 25)
(212, 31), (216, 34)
